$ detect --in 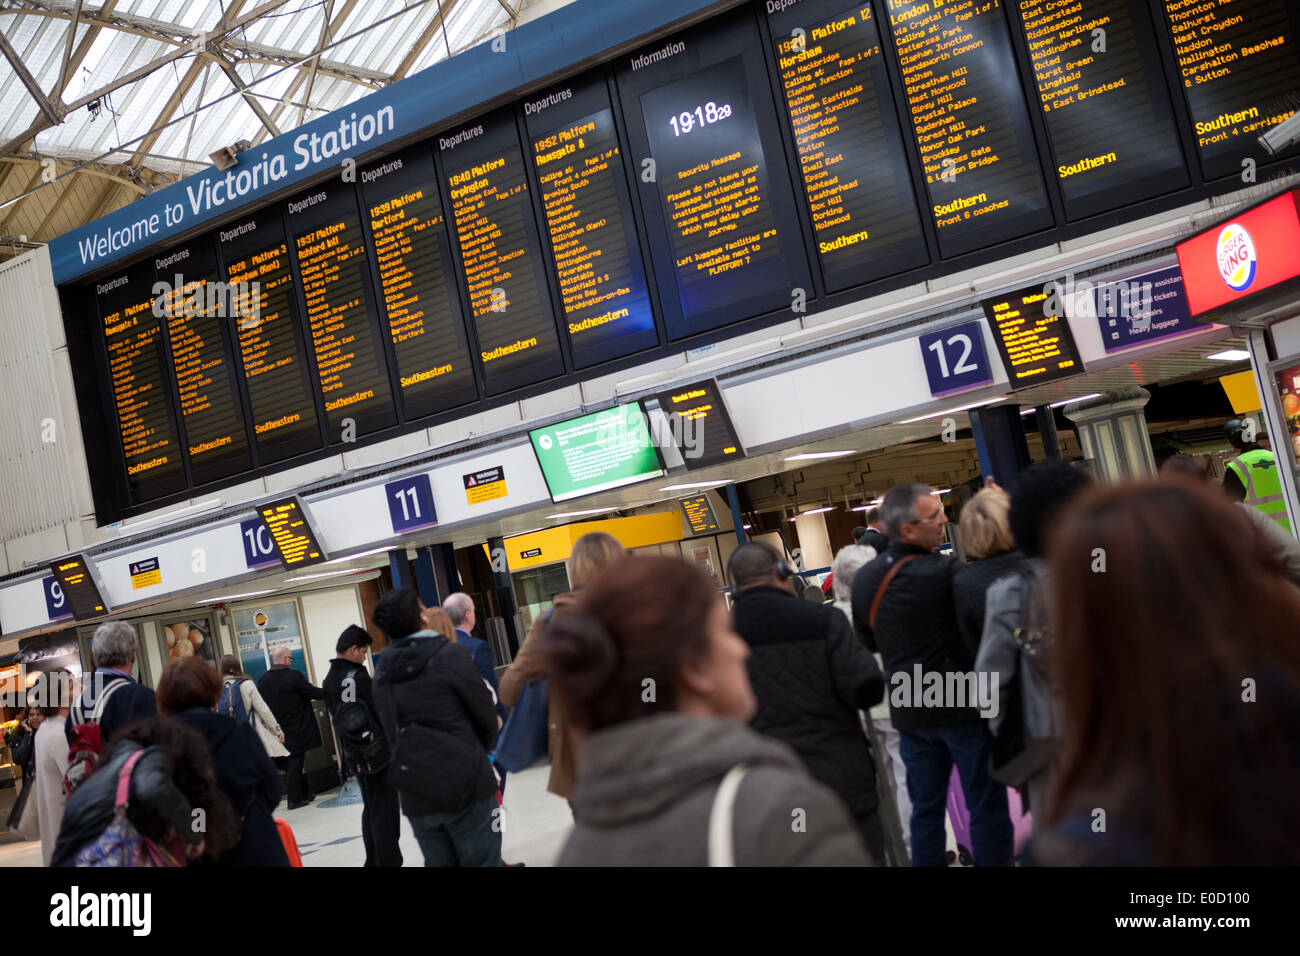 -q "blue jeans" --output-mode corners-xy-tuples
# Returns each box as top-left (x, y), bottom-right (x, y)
(408, 797), (502, 867)
(899, 720), (1013, 867)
